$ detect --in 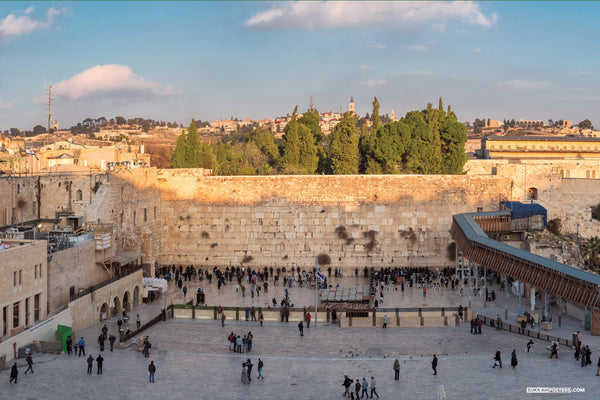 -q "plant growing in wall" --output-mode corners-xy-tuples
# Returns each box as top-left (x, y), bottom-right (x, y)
(592, 203), (600, 221)
(547, 218), (562, 235)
